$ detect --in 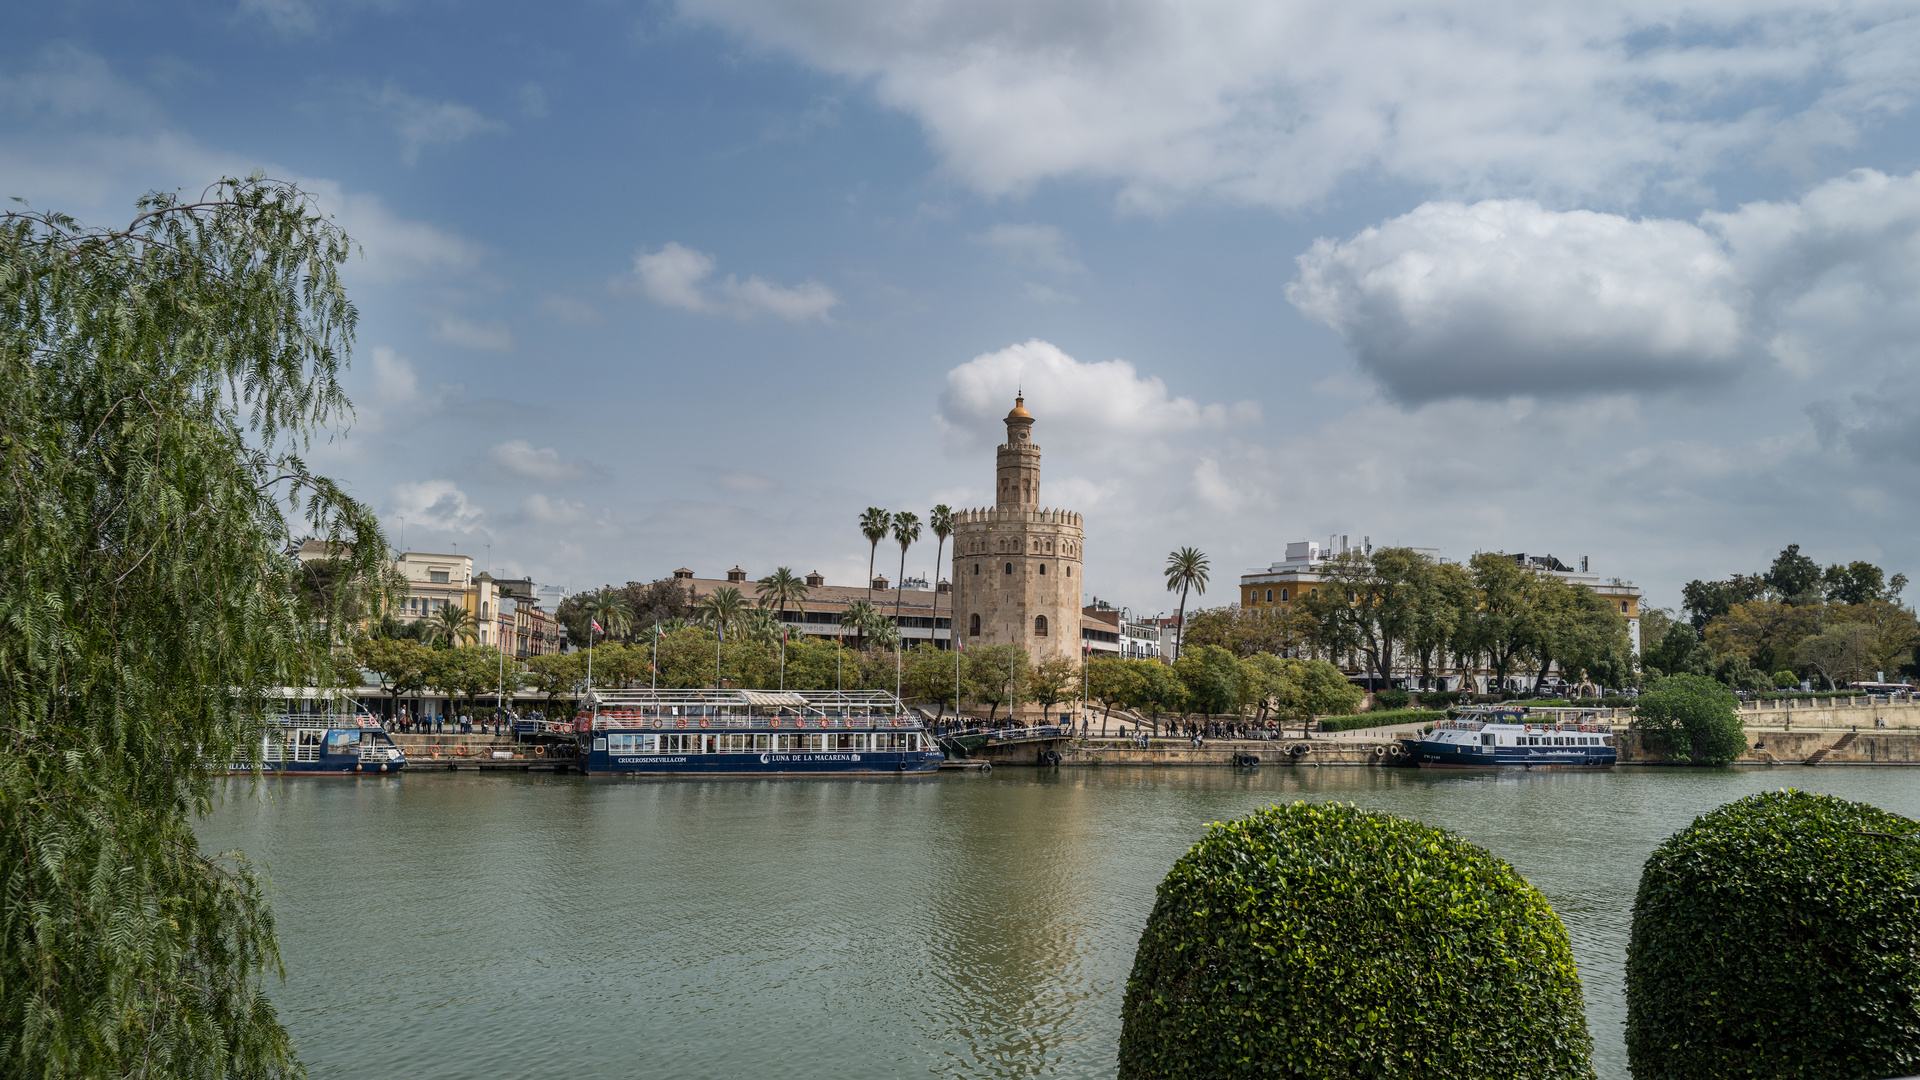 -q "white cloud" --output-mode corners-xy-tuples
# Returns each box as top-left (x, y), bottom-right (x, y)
(236, 0), (317, 37)
(620, 241), (839, 322)
(369, 346), (419, 403)
(973, 223), (1083, 275)
(520, 493), (590, 525)
(716, 471), (780, 494)
(938, 338), (1260, 450)
(490, 440), (589, 483)
(390, 480), (485, 532)
(1288, 200), (1746, 402)
(368, 84), (498, 165)
(676, 0), (1920, 209)
(1291, 171), (1920, 402)
(431, 316), (514, 352)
